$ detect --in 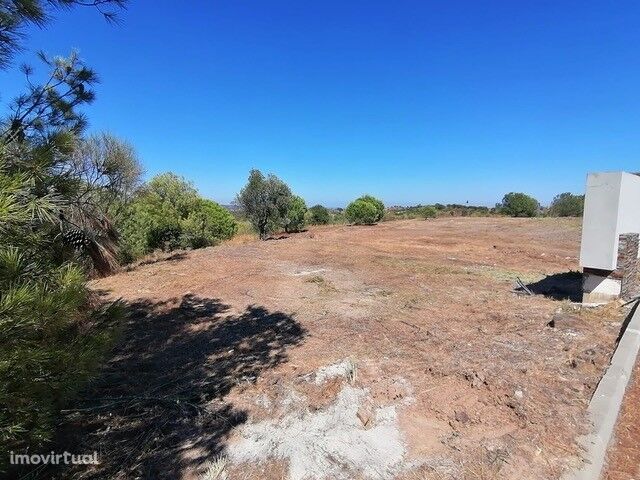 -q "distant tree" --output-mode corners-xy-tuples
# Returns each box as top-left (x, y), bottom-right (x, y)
(345, 198), (379, 225)
(548, 192), (584, 217)
(284, 195), (307, 233)
(357, 195), (385, 222)
(236, 169), (292, 239)
(309, 204), (330, 224)
(434, 203), (446, 210)
(499, 192), (539, 217)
